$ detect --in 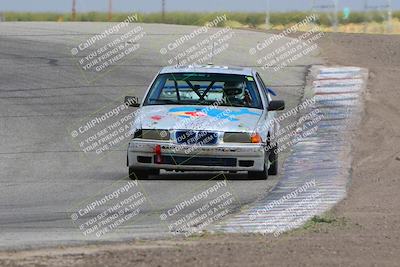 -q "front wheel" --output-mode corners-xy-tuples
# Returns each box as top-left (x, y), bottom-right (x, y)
(129, 167), (159, 180)
(268, 144), (278, 175)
